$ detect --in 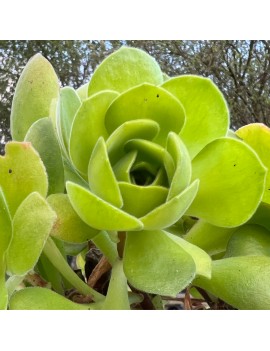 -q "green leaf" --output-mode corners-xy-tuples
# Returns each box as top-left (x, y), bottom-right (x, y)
(119, 182), (168, 218)
(187, 138), (267, 227)
(69, 91), (119, 176)
(106, 119), (160, 165)
(105, 84), (185, 147)
(165, 231), (212, 279)
(236, 123), (270, 204)
(184, 219), (236, 256)
(88, 47), (163, 96)
(102, 259), (130, 310)
(113, 151), (137, 183)
(57, 87), (81, 156)
(6, 192), (57, 276)
(162, 75), (229, 158)
(0, 258), (8, 310)
(66, 182), (143, 231)
(166, 132), (192, 200)
(249, 202), (270, 232)
(224, 224), (270, 258)
(25, 117), (65, 195)
(0, 142), (48, 217)
(47, 193), (99, 243)
(140, 179), (199, 230)
(88, 137), (123, 208)
(9, 287), (94, 310)
(123, 230), (196, 296)
(10, 53), (59, 141)
(76, 82), (89, 101)
(0, 188), (12, 258)
(194, 256), (270, 309)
